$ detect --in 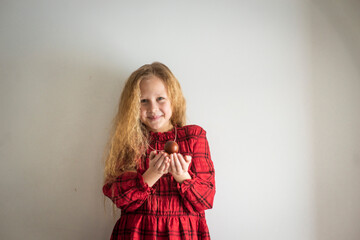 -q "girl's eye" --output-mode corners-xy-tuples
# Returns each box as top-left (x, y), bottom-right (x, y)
(140, 99), (148, 103)
(157, 97), (165, 101)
